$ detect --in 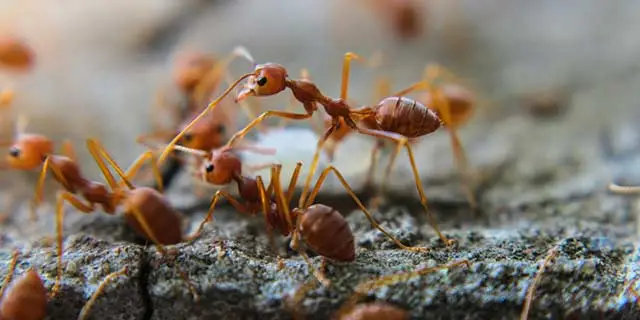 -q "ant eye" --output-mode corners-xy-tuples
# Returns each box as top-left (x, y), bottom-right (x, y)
(183, 133), (193, 142)
(205, 163), (215, 173)
(256, 76), (267, 86)
(216, 125), (226, 134)
(9, 147), (19, 158)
